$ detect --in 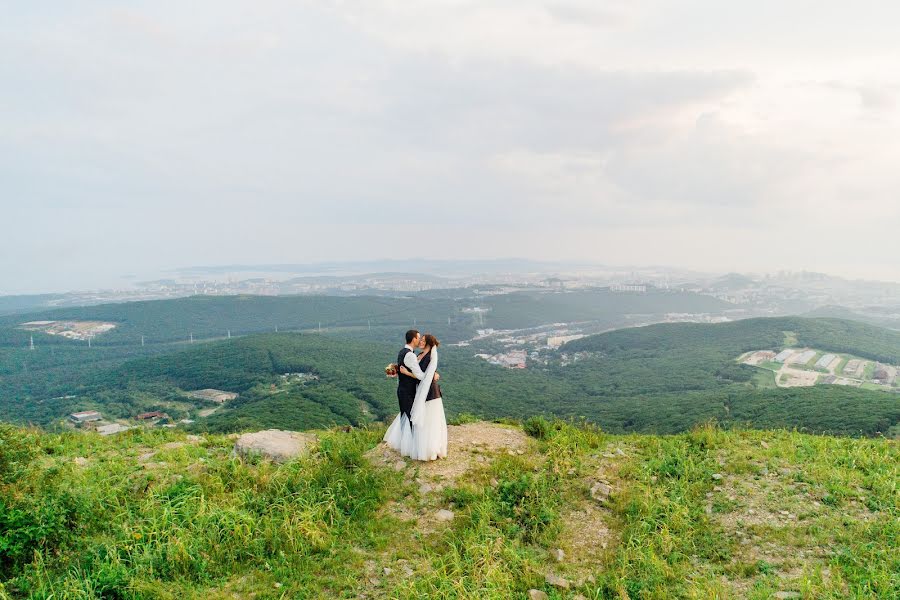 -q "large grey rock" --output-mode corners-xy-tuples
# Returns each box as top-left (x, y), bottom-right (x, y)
(527, 590), (548, 600)
(234, 429), (316, 462)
